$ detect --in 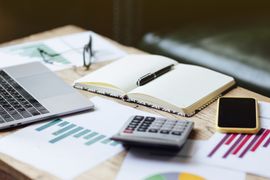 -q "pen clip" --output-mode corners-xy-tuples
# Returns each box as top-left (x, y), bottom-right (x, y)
(136, 73), (151, 86)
